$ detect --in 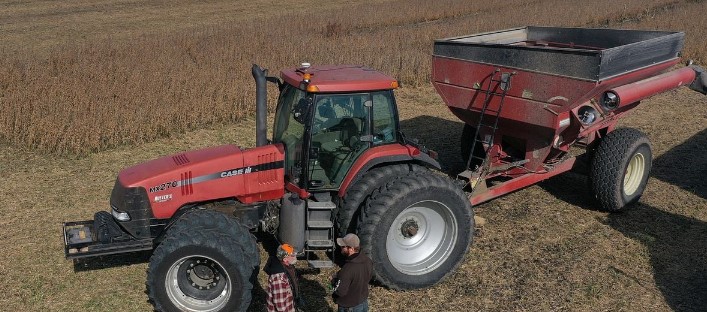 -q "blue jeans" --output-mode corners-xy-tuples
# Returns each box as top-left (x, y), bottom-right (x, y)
(338, 299), (368, 312)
